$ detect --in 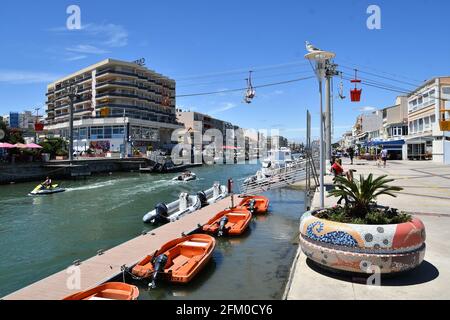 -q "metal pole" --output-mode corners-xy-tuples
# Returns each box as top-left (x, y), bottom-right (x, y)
(123, 109), (127, 158)
(69, 96), (74, 163)
(318, 78), (325, 208)
(325, 74), (332, 163)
